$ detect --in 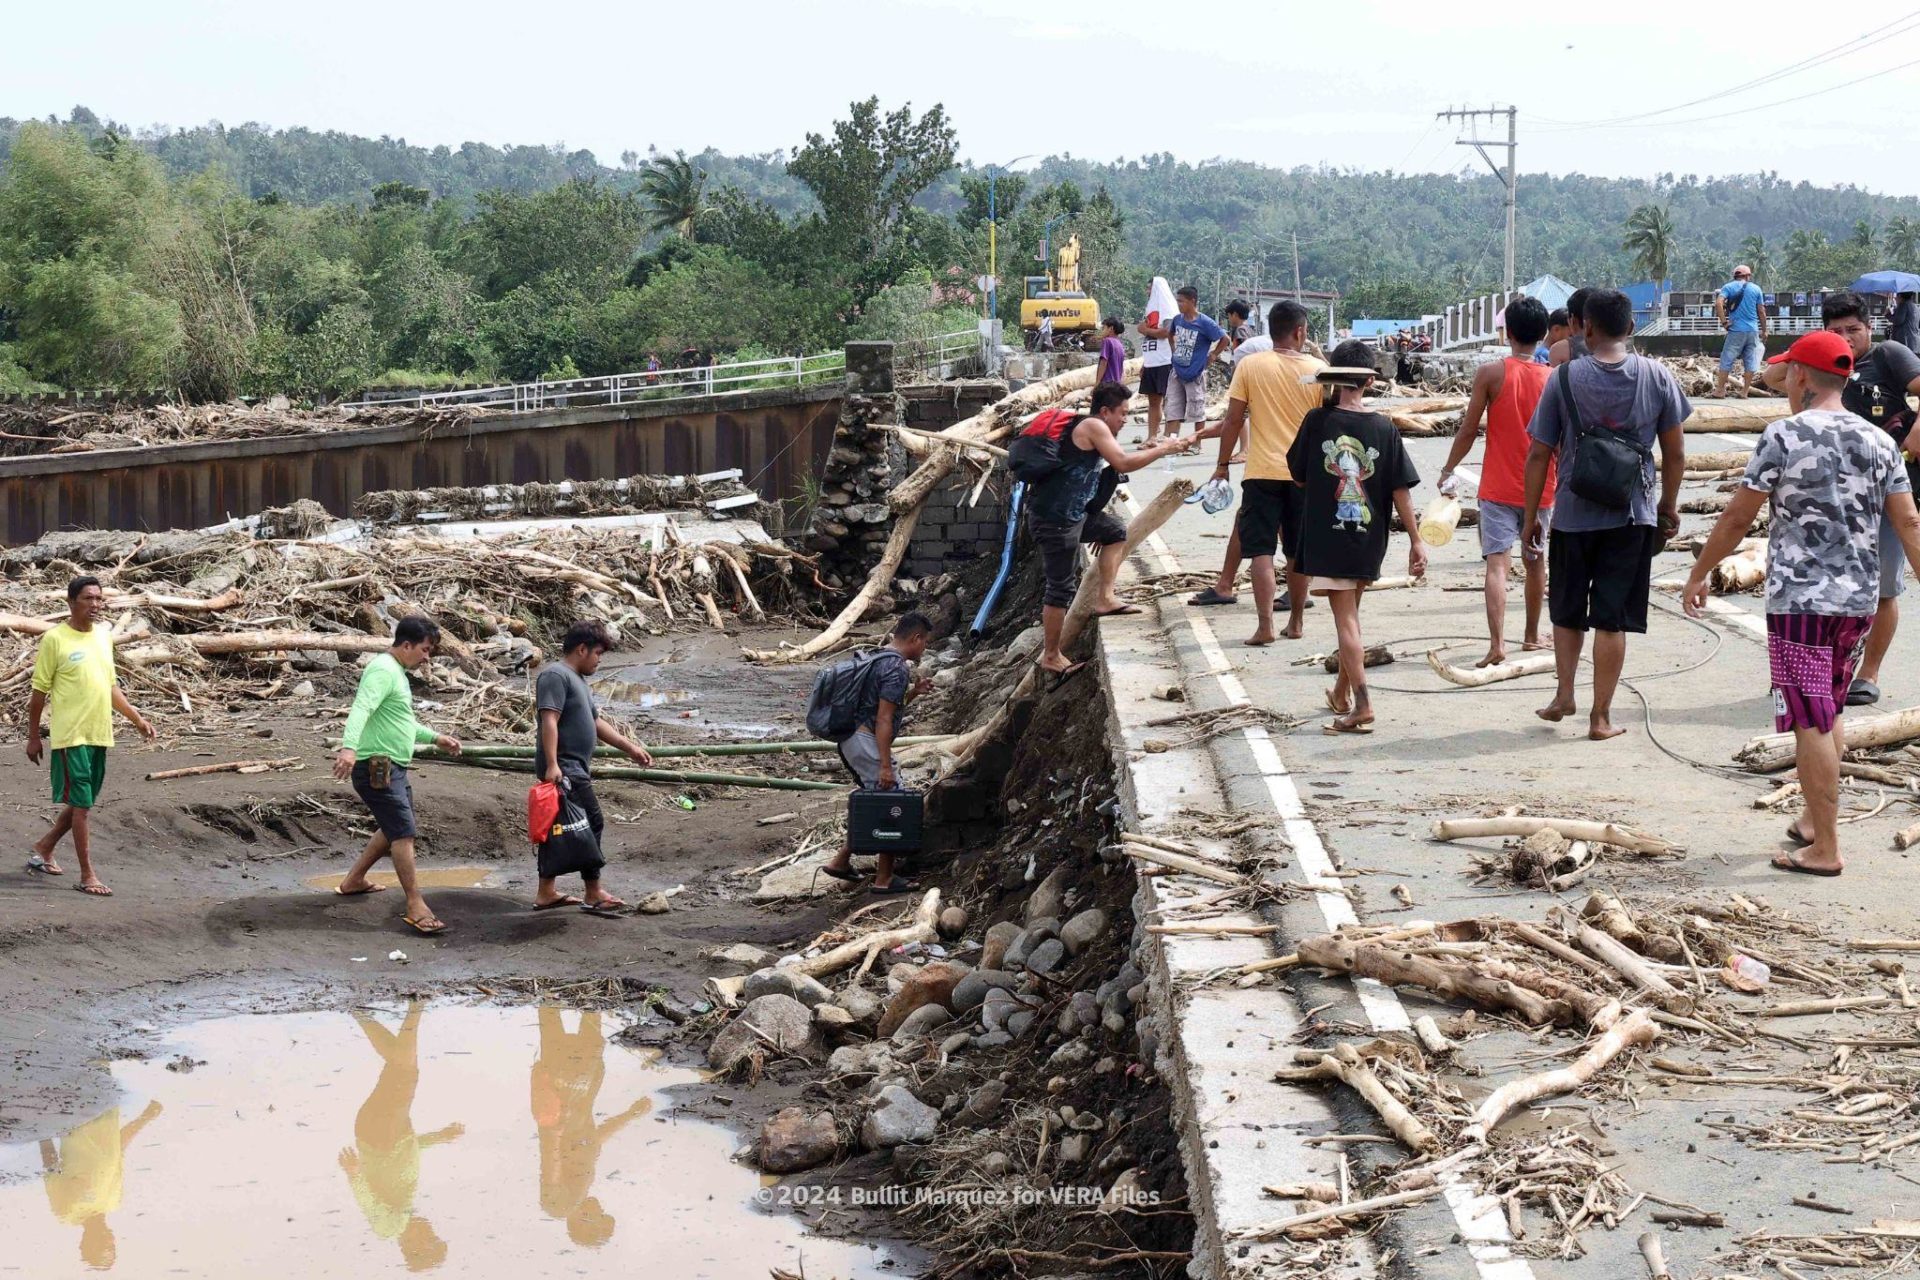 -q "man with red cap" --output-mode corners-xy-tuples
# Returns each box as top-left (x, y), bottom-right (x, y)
(1684, 331), (1920, 876)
